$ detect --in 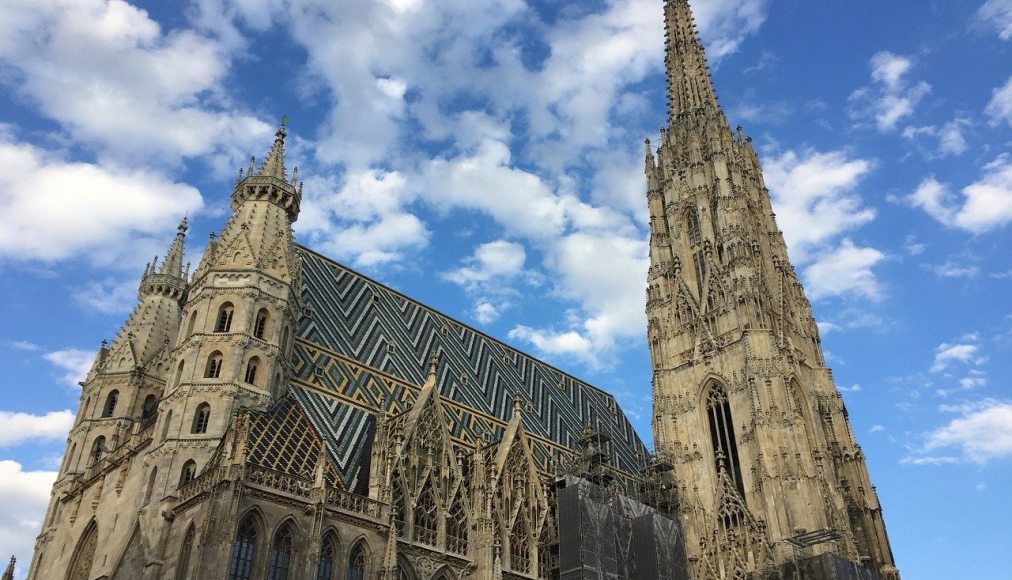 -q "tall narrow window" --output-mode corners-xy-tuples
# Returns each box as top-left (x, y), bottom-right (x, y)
(141, 394), (158, 422)
(268, 523), (294, 580)
(706, 383), (745, 498)
(687, 210), (701, 246)
(161, 409), (174, 441)
(175, 360), (186, 387)
(185, 310), (198, 337)
(192, 403), (211, 434)
(346, 542), (366, 580)
(692, 251), (706, 298)
(413, 481), (438, 546)
(317, 532), (337, 580)
(281, 326), (291, 353)
(102, 390), (119, 418)
(90, 436), (106, 464)
(215, 303), (235, 333)
(179, 460), (197, 486)
(447, 495), (468, 554)
(144, 467), (158, 505)
(254, 309), (269, 339)
(244, 357), (260, 385)
(66, 520), (98, 580)
(510, 517), (531, 574)
(176, 524), (195, 580)
(228, 516), (258, 580)
(205, 352), (224, 378)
